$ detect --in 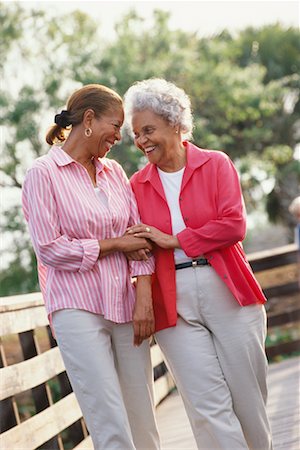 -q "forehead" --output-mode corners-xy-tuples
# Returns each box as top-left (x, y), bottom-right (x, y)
(104, 108), (124, 123)
(132, 109), (167, 130)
